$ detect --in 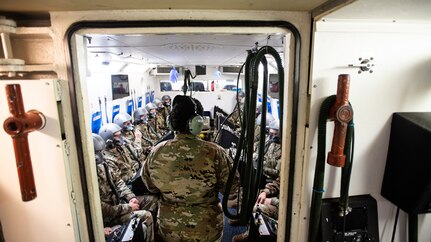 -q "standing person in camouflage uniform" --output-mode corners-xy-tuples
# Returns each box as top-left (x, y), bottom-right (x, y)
(142, 95), (234, 242)
(92, 133), (154, 242)
(98, 123), (158, 213)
